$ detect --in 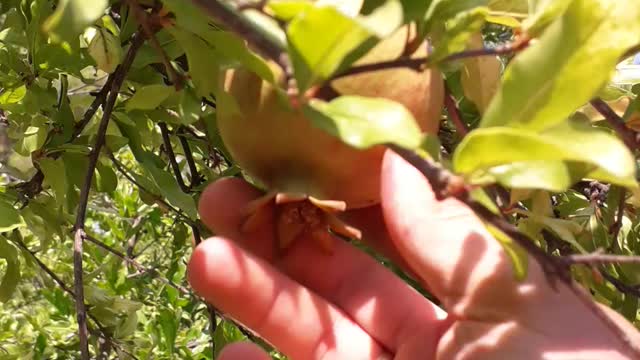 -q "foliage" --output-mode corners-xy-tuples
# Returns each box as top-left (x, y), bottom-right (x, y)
(0, 0), (639, 358)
